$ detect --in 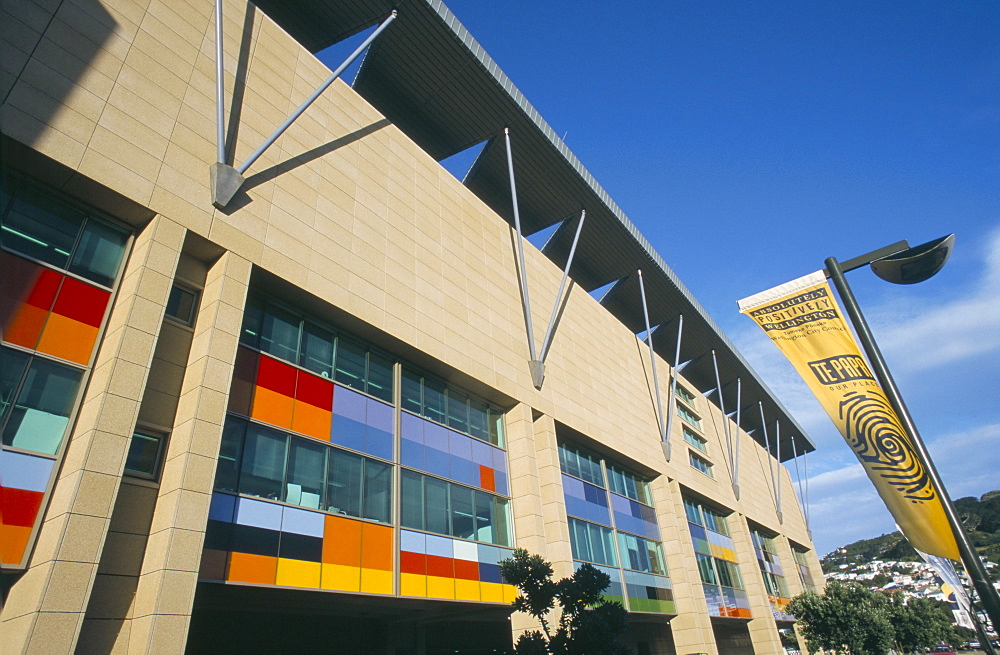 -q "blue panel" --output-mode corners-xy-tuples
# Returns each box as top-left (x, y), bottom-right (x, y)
(448, 429), (472, 460)
(401, 437), (424, 469)
(401, 411), (424, 442)
(281, 505), (325, 537)
(208, 493), (237, 522)
(333, 385), (366, 421)
(477, 543), (501, 565)
(450, 454), (477, 486)
(0, 450), (54, 492)
(424, 421), (449, 451)
(494, 470), (508, 496)
(401, 529), (426, 553)
(235, 497), (283, 529)
(479, 562), (502, 583)
(491, 446), (507, 474)
(471, 440), (493, 466)
(366, 398), (393, 433)
(365, 426), (393, 461)
(424, 446), (450, 478)
(425, 533), (453, 558)
(331, 414), (365, 452)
